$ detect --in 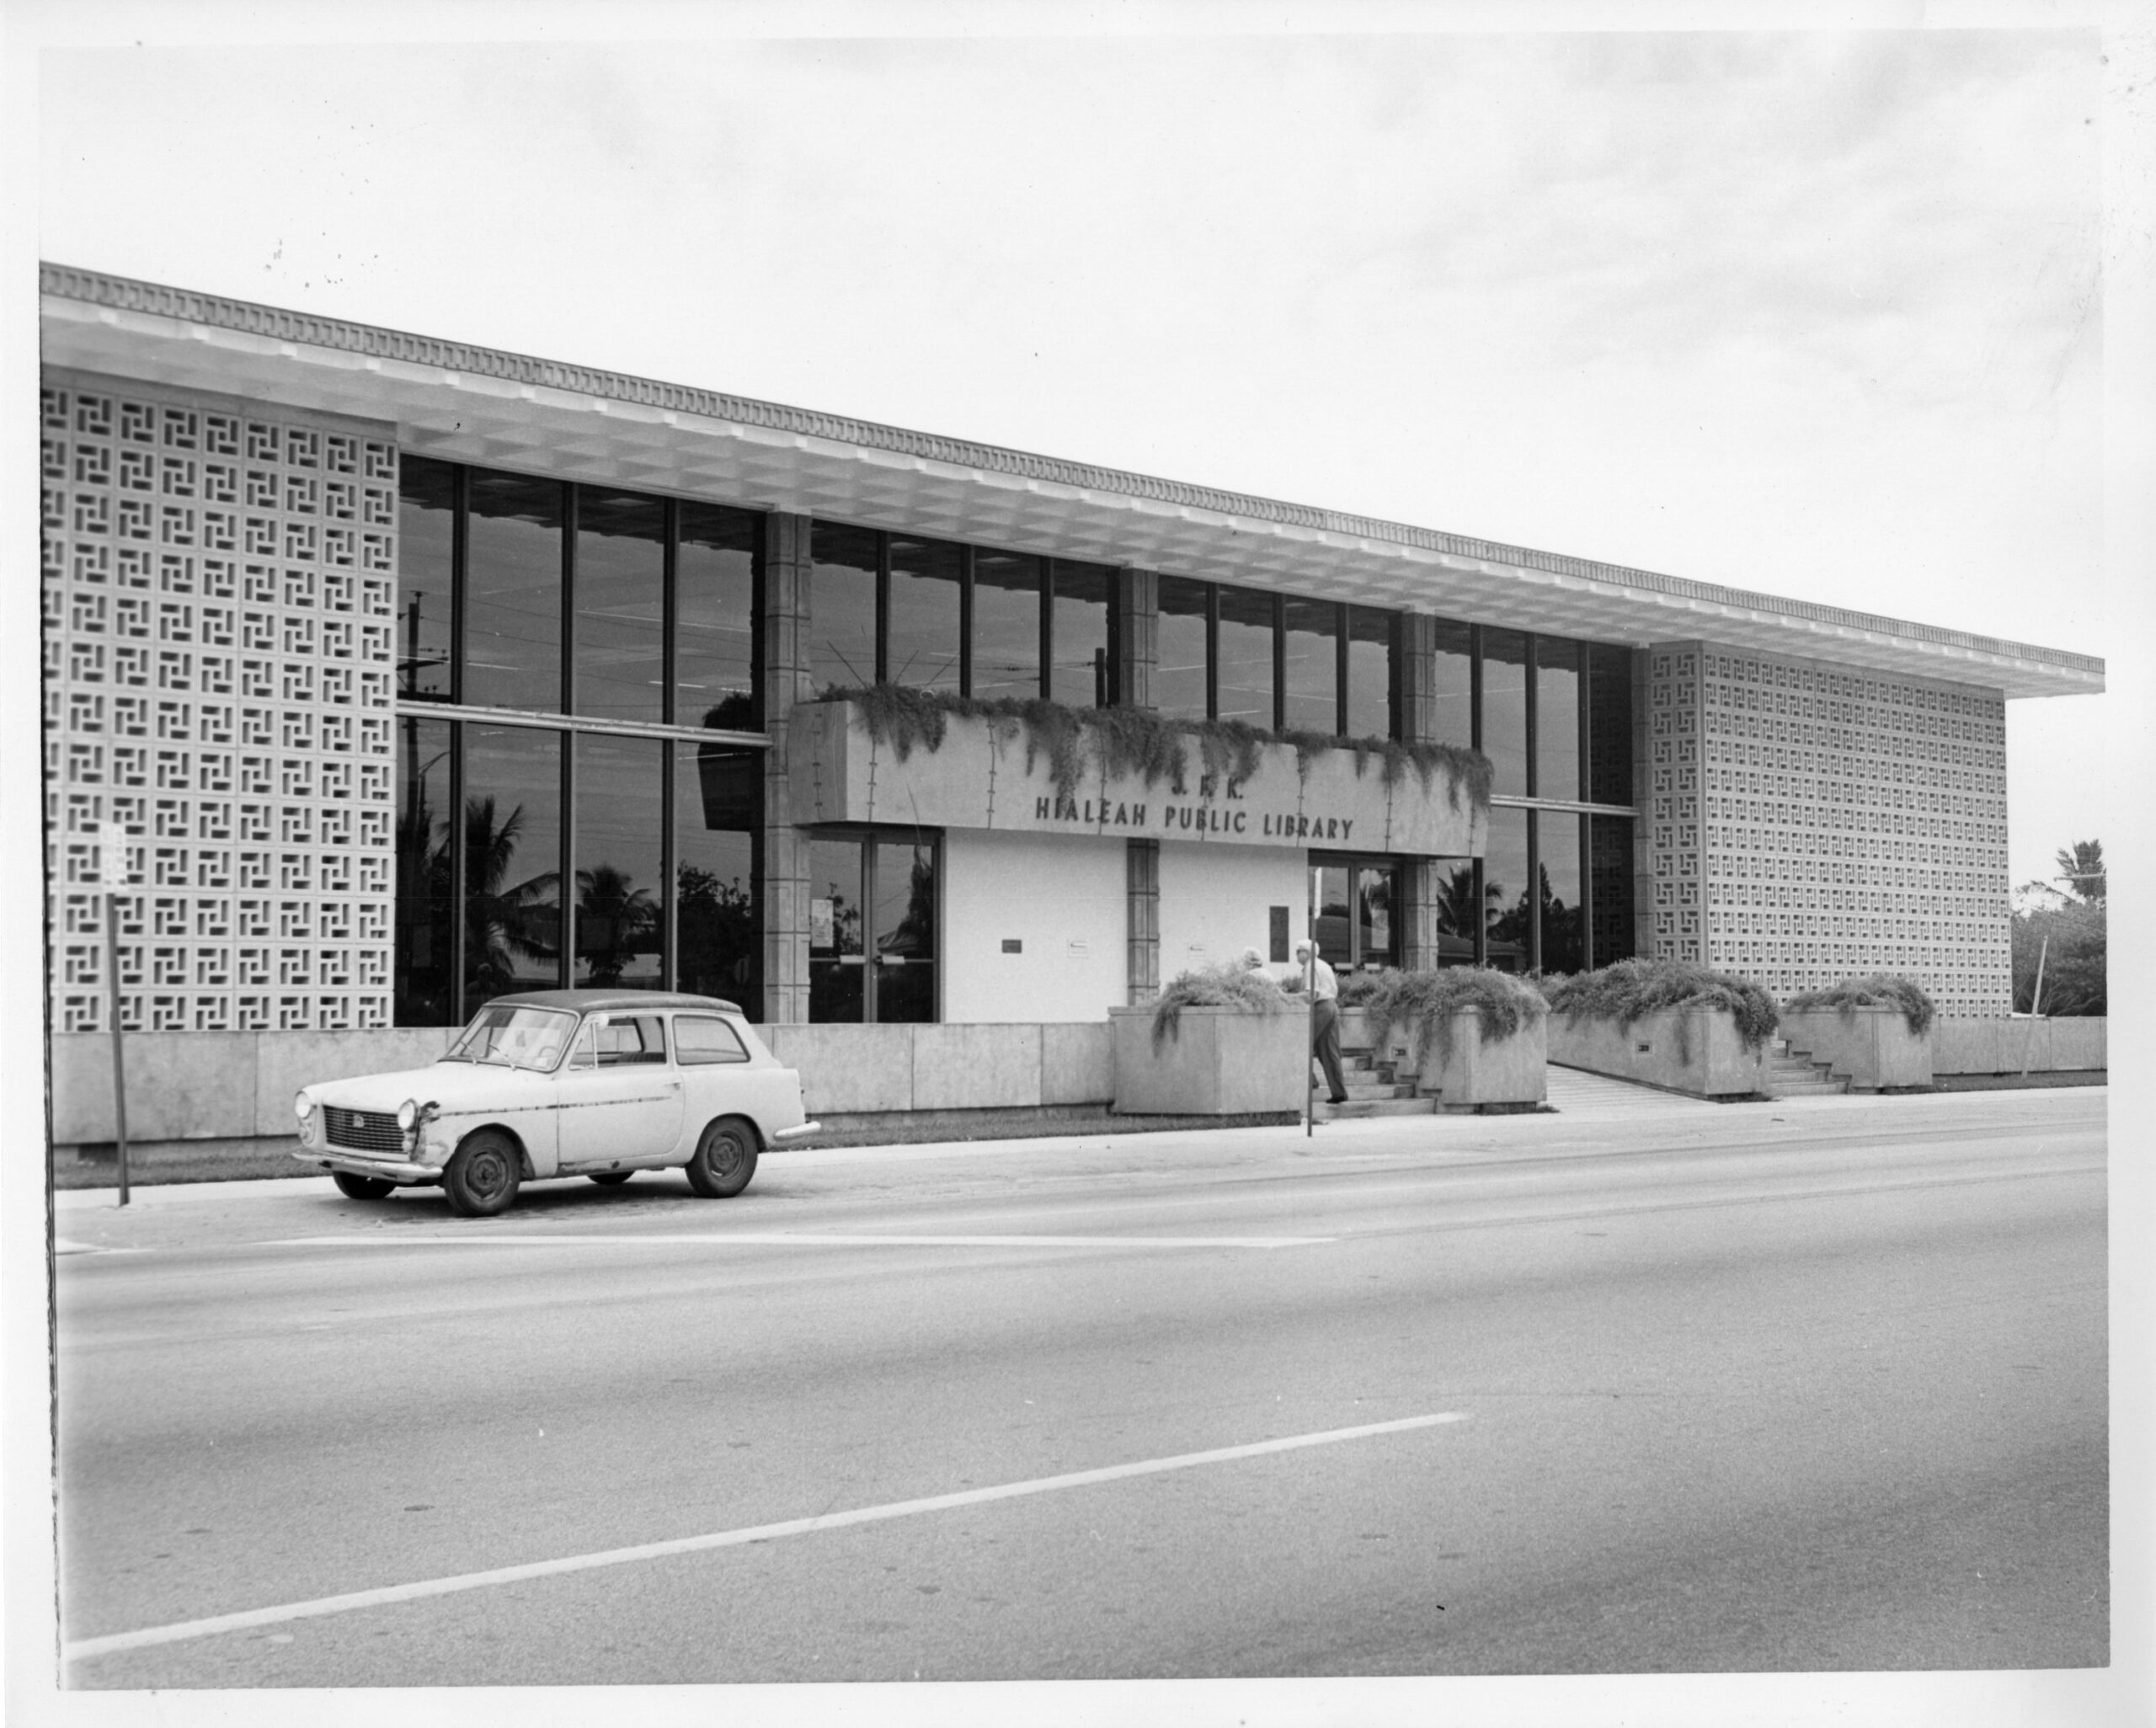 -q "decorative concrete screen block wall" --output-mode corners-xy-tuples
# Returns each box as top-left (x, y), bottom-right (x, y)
(40, 372), (398, 1033)
(1646, 641), (2009, 1015)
